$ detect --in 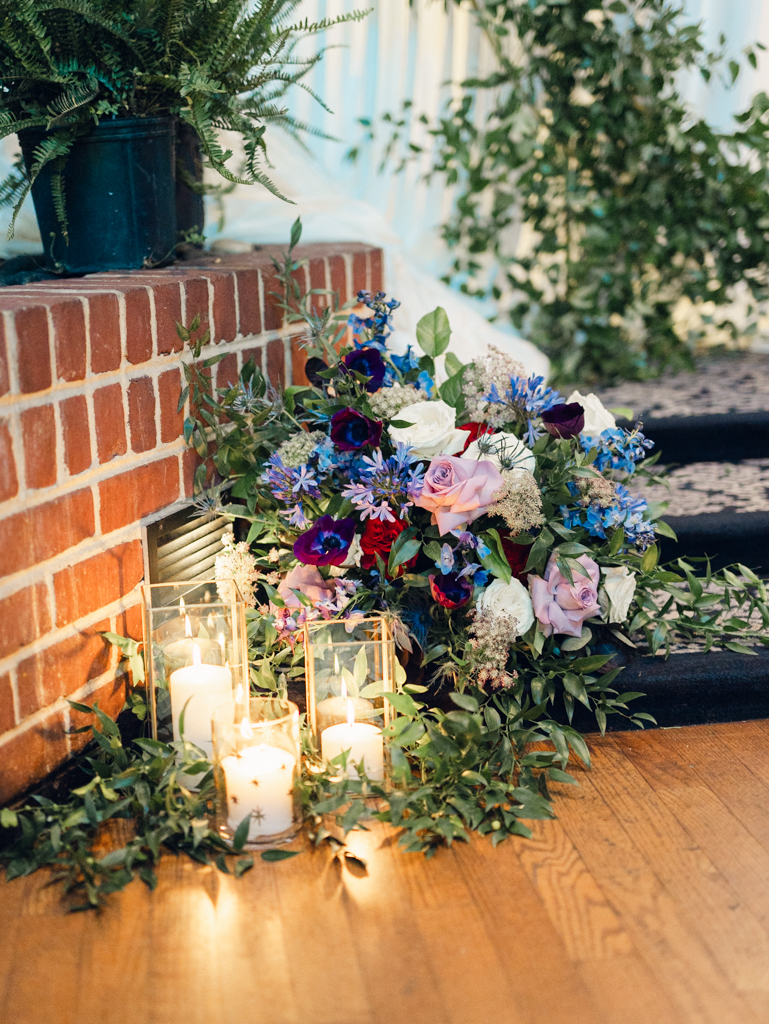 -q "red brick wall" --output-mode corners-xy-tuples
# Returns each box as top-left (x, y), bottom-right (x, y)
(0, 243), (383, 802)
